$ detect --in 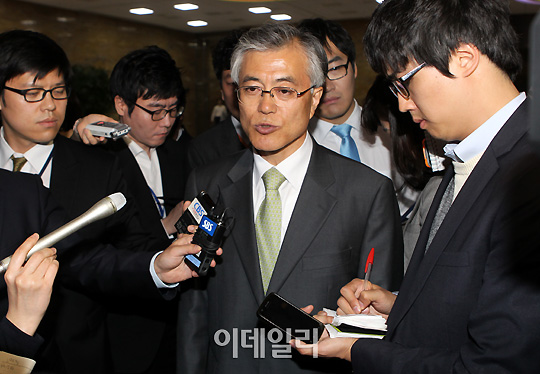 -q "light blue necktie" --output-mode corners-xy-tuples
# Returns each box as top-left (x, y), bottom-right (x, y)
(330, 124), (360, 162)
